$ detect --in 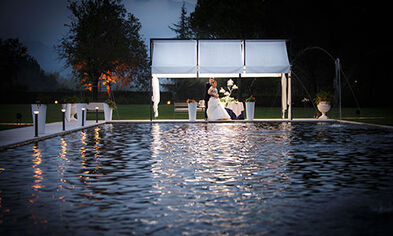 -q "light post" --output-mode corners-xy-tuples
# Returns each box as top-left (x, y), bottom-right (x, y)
(81, 108), (85, 127)
(61, 108), (66, 131)
(95, 106), (99, 123)
(33, 110), (39, 137)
